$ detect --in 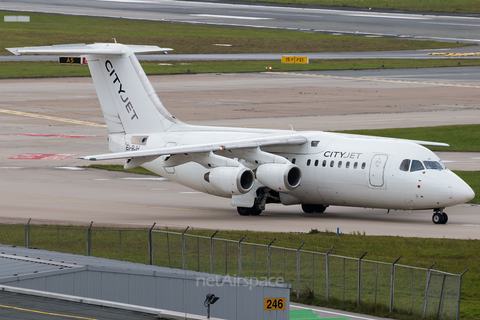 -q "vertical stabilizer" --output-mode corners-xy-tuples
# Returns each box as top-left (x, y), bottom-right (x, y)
(7, 43), (183, 134)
